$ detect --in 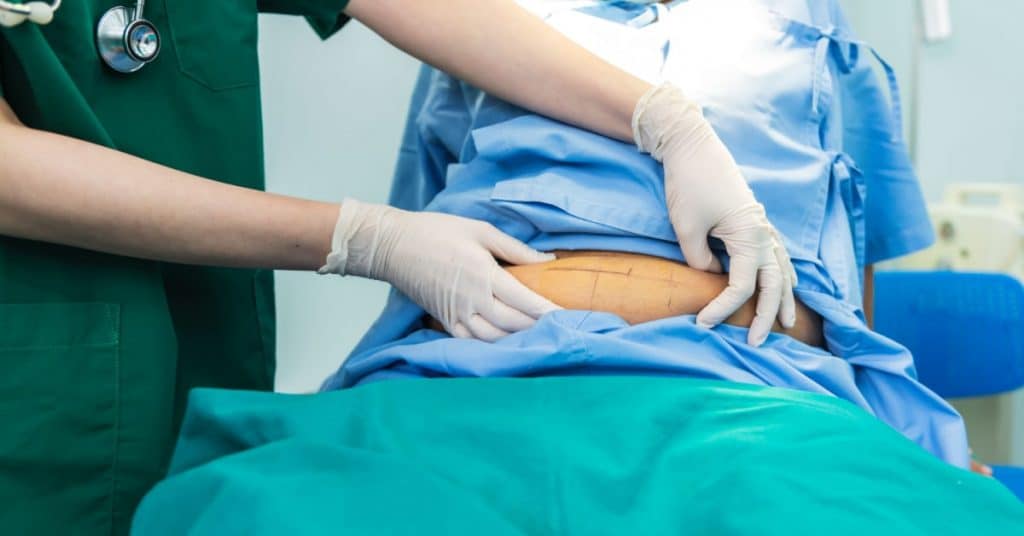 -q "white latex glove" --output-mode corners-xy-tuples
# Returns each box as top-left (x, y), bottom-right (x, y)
(318, 199), (560, 342)
(633, 83), (798, 346)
